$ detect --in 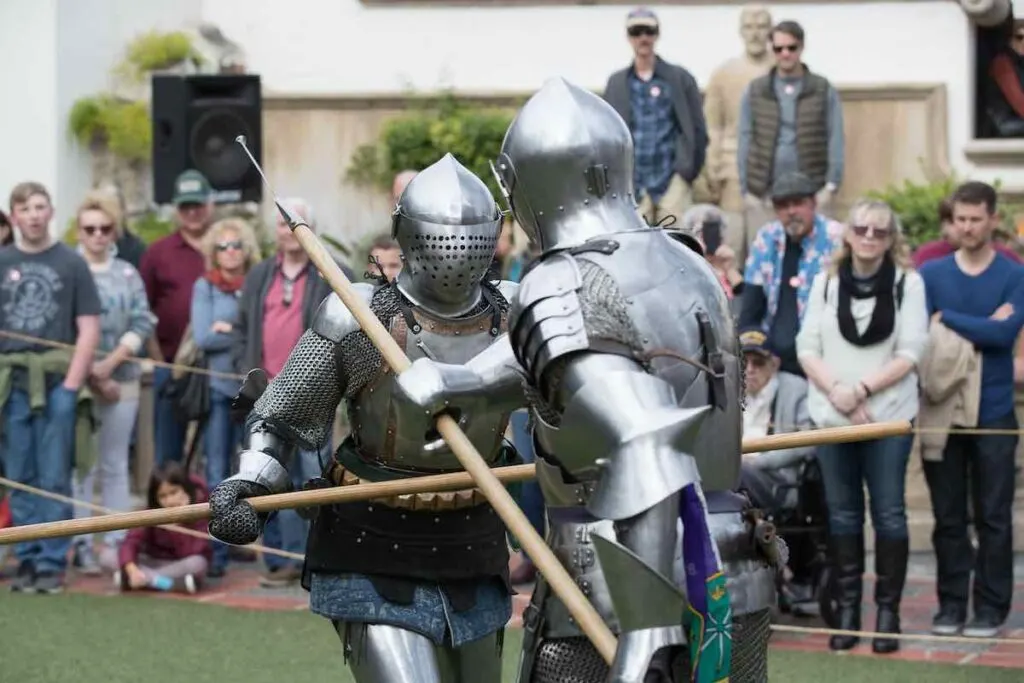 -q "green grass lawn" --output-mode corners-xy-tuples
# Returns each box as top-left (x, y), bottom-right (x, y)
(0, 592), (1016, 683)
